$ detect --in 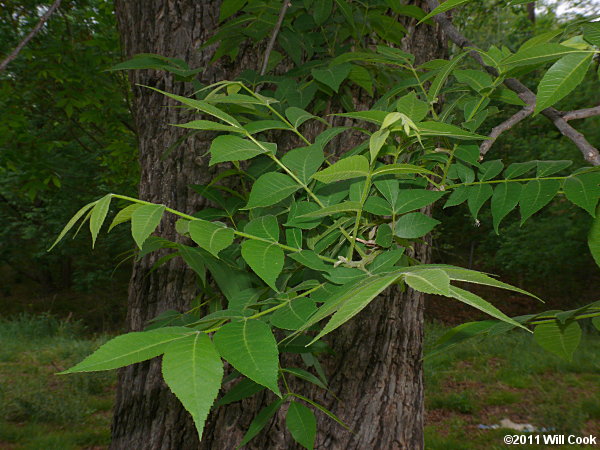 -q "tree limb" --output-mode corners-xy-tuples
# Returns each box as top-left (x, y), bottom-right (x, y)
(425, 0), (600, 166)
(260, 0), (291, 76)
(0, 0), (62, 72)
(480, 105), (534, 156)
(562, 105), (600, 121)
